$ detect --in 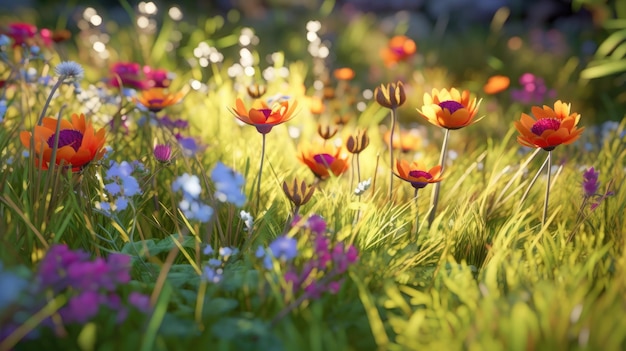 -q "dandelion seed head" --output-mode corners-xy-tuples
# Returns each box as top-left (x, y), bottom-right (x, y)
(55, 61), (85, 81)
